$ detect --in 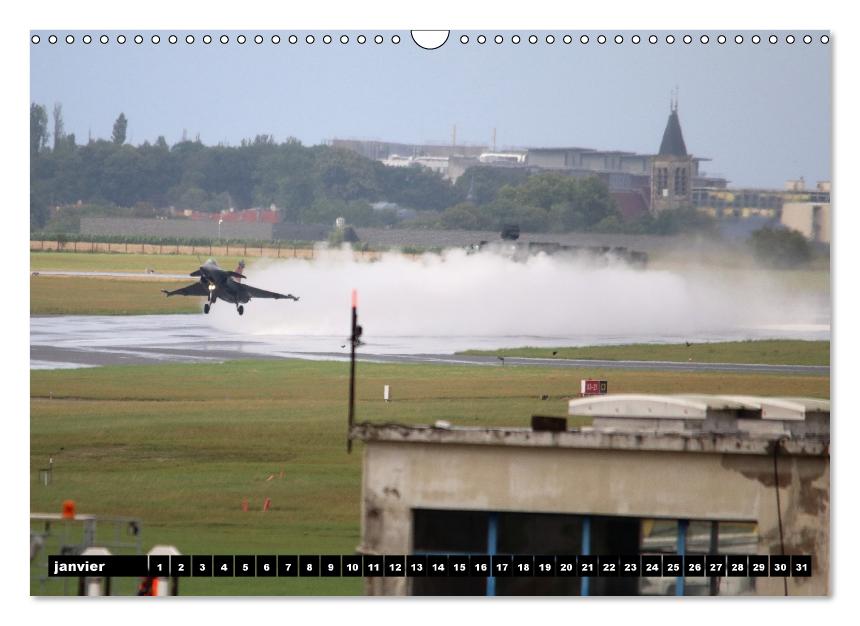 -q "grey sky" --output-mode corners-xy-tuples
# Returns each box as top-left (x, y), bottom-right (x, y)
(30, 30), (831, 189)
